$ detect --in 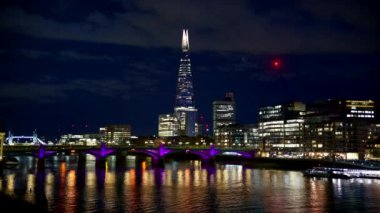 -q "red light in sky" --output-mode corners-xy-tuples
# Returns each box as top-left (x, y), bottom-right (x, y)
(272, 59), (281, 69)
